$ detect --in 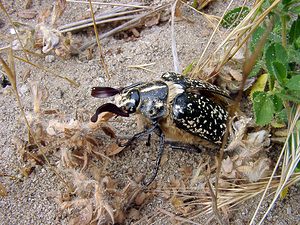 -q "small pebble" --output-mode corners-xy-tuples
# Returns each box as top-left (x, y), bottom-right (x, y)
(45, 55), (55, 63)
